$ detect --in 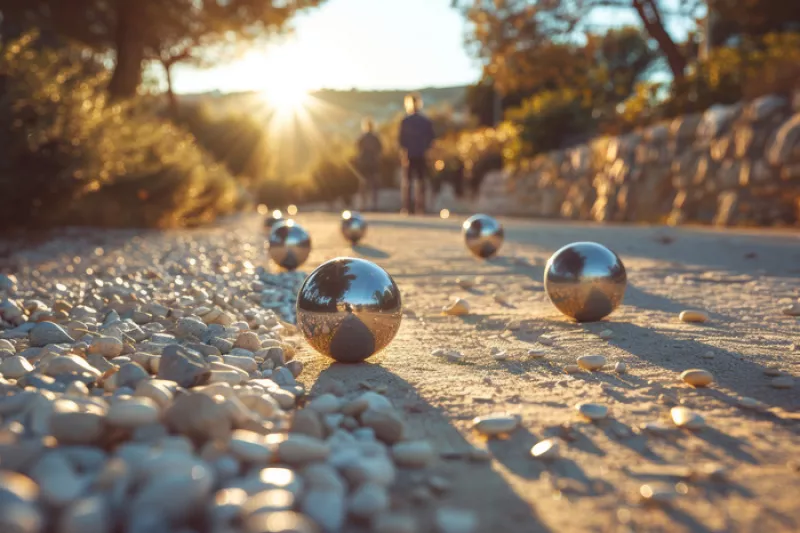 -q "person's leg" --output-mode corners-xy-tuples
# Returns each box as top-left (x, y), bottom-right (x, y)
(400, 164), (412, 214)
(412, 158), (428, 215)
